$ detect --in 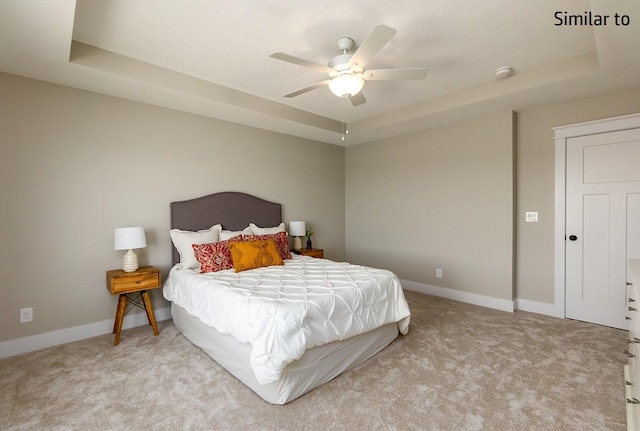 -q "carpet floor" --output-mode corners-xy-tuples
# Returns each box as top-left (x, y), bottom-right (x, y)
(0, 290), (627, 430)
